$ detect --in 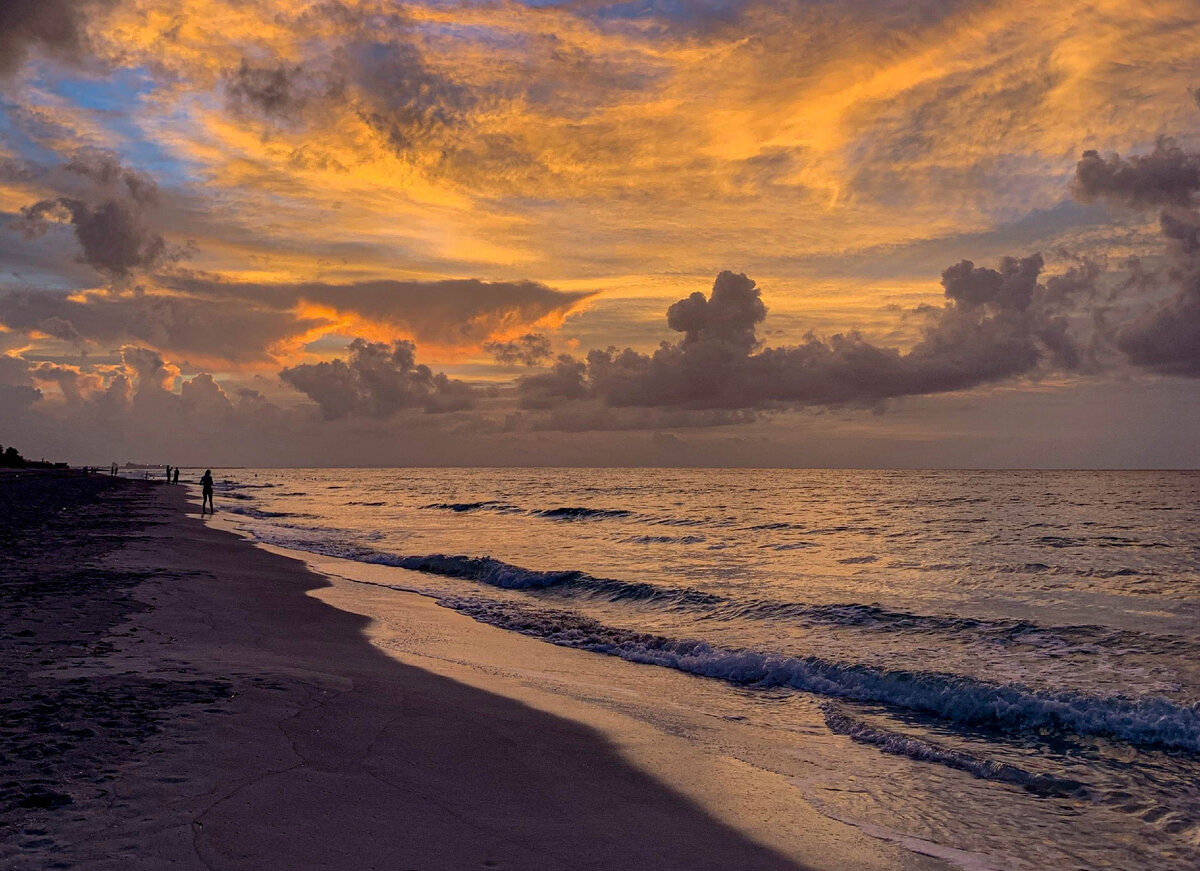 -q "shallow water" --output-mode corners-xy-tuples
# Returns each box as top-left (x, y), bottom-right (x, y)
(190, 468), (1200, 870)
